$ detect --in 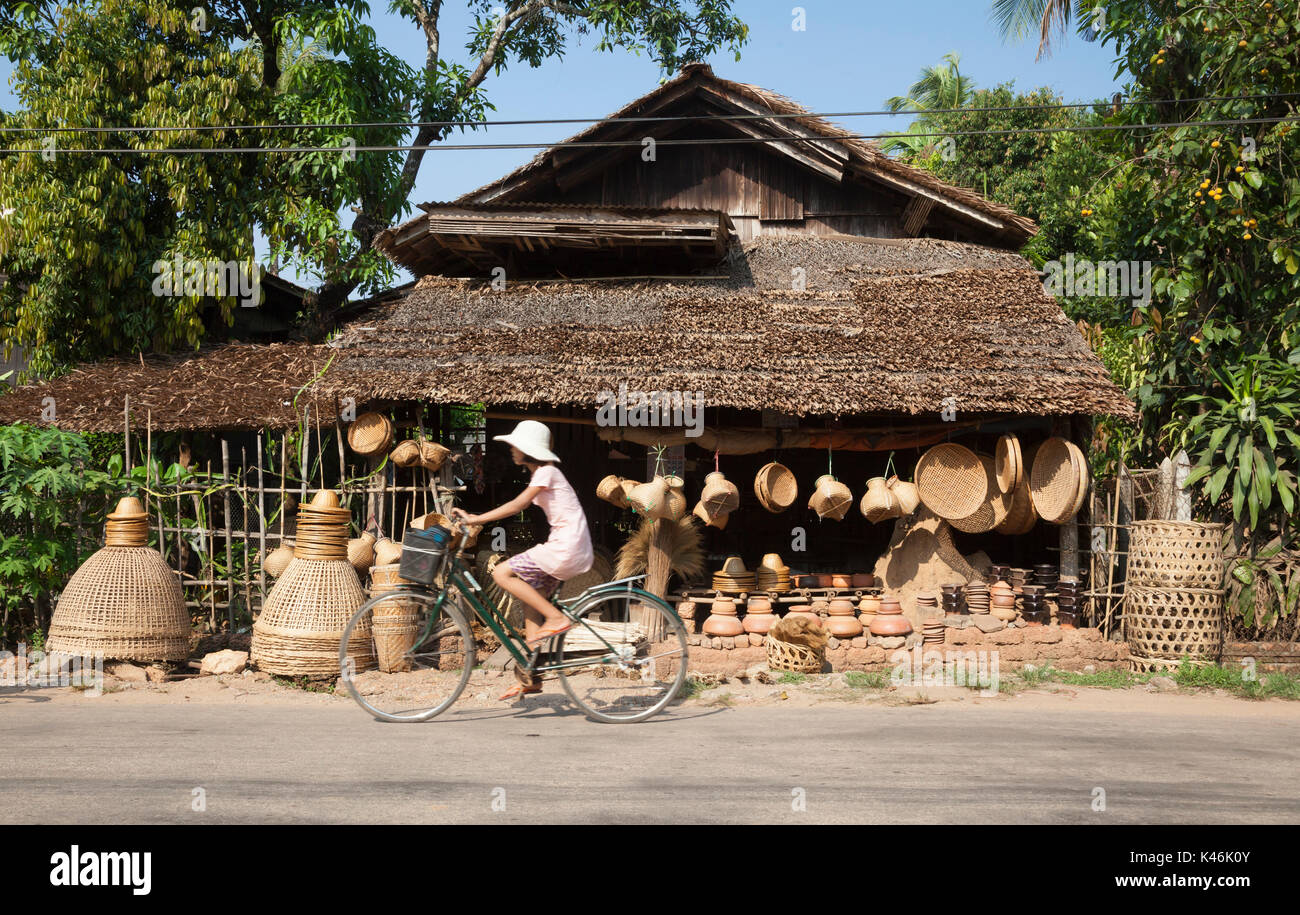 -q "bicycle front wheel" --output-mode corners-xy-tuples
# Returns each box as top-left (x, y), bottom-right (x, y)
(339, 589), (476, 723)
(552, 591), (688, 723)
